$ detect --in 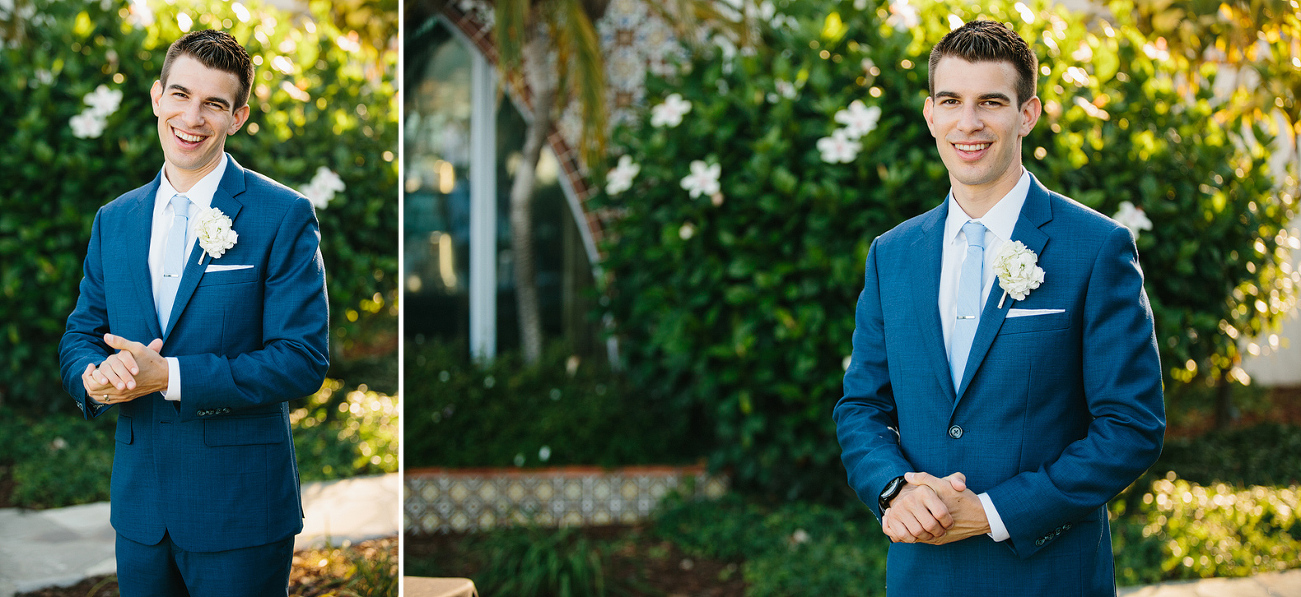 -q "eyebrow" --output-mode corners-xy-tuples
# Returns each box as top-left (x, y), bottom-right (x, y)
(166, 84), (233, 110)
(934, 91), (1013, 103)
